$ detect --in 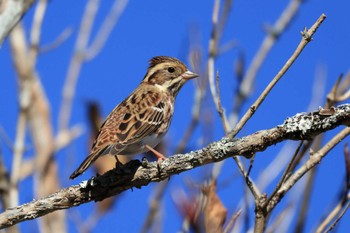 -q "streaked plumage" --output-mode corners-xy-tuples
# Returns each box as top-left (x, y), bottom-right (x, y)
(70, 56), (198, 179)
